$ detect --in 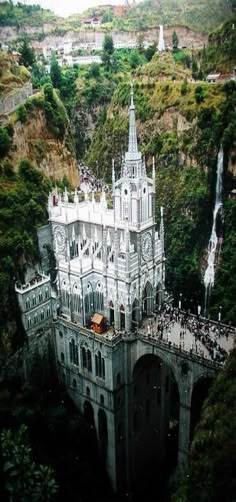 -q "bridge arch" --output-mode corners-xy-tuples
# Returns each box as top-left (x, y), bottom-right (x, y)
(131, 351), (180, 494)
(83, 400), (95, 428)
